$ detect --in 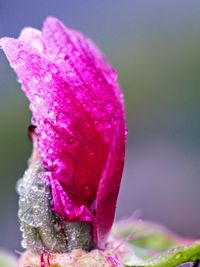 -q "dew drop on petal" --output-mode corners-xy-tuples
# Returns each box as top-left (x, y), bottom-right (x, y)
(48, 147), (53, 154)
(31, 54), (40, 63)
(44, 71), (52, 82)
(68, 136), (75, 145)
(32, 75), (40, 84)
(89, 151), (95, 156)
(19, 50), (27, 59)
(119, 92), (124, 100)
(50, 65), (58, 74)
(44, 119), (51, 129)
(65, 98), (71, 104)
(66, 71), (75, 78)
(106, 100), (114, 111)
(74, 51), (80, 57)
(47, 109), (54, 117)
(39, 119), (44, 126)
(31, 117), (36, 124)
(174, 253), (183, 261)
(34, 94), (41, 104)
(84, 186), (92, 197)
(110, 68), (117, 81)
(52, 100), (58, 107)
(104, 121), (111, 129)
(31, 37), (45, 52)
(70, 35), (78, 42)
(17, 57), (25, 66)
(41, 131), (46, 139)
